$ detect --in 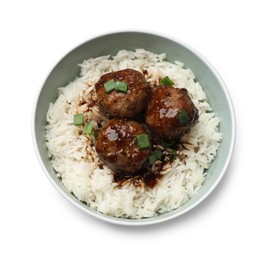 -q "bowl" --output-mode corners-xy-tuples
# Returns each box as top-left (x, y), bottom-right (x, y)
(32, 31), (235, 225)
